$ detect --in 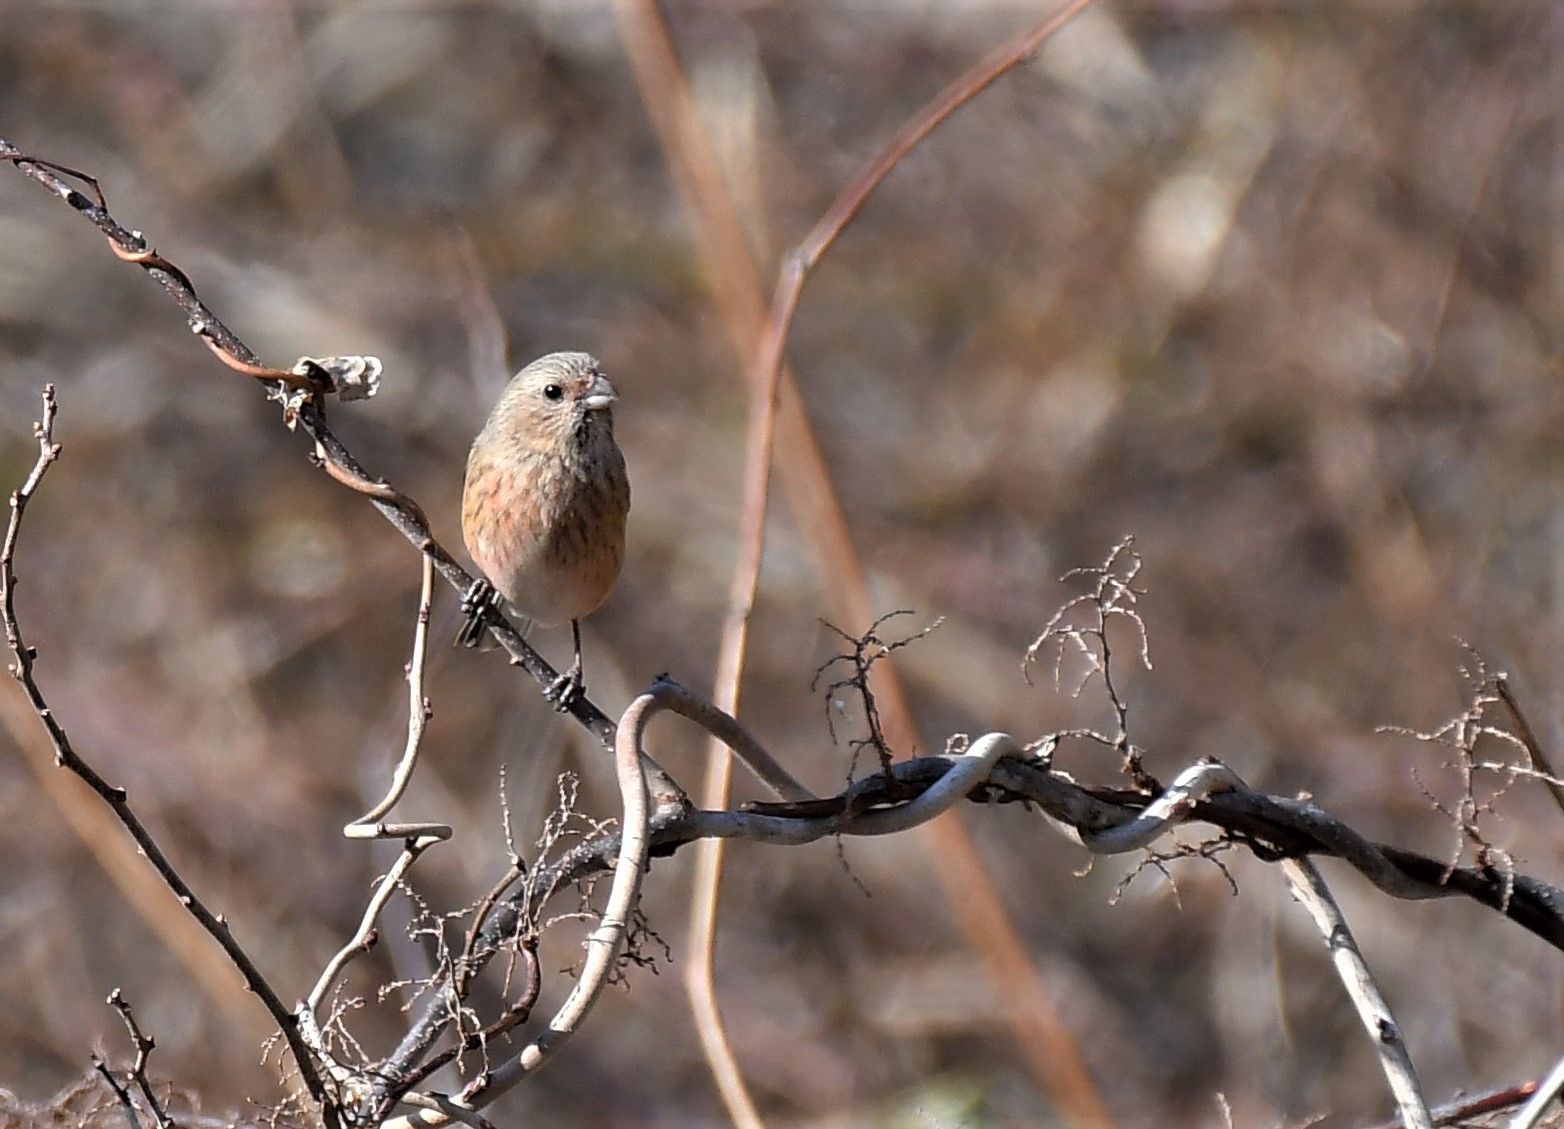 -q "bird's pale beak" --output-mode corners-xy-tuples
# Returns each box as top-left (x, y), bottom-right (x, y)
(582, 374), (618, 411)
